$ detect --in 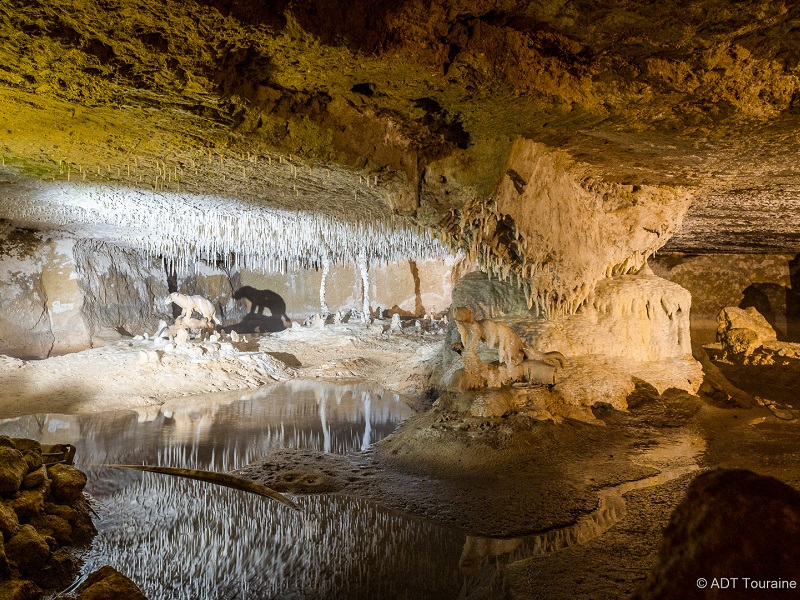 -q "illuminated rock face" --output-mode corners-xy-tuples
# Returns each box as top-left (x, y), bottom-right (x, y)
(531, 274), (693, 362)
(1, 0), (797, 408)
(438, 140), (693, 316)
(0, 229), (90, 358)
(444, 271), (701, 410)
(0, 225), (460, 358)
